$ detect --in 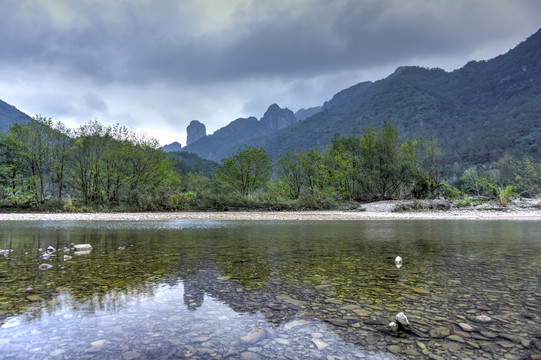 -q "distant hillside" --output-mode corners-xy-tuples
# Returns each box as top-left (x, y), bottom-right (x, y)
(162, 141), (182, 152)
(166, 151), (217, 177)
(183, 104), (297, 161)
(0, 100), (31, 132)
(256, 27), (541, 166)
(295, 106), (322, 121)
